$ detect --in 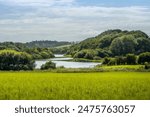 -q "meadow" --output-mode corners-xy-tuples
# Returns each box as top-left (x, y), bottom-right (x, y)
(0, 72), (150, 100)
(98, 65), (145, 71)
